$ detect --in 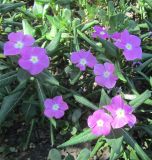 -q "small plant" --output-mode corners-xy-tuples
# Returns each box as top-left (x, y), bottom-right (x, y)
(0, 0), (152, 159)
